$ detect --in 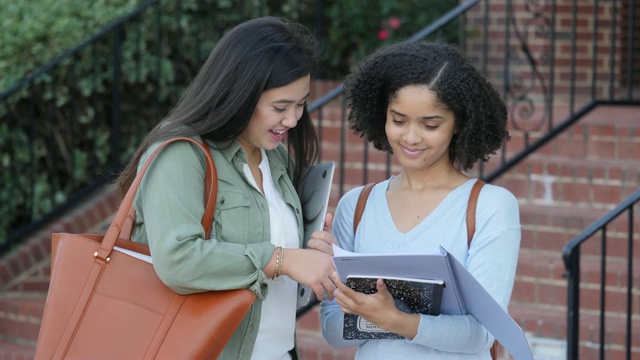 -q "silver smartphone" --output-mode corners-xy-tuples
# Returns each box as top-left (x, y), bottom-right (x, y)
(297, 161), (335, 307)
